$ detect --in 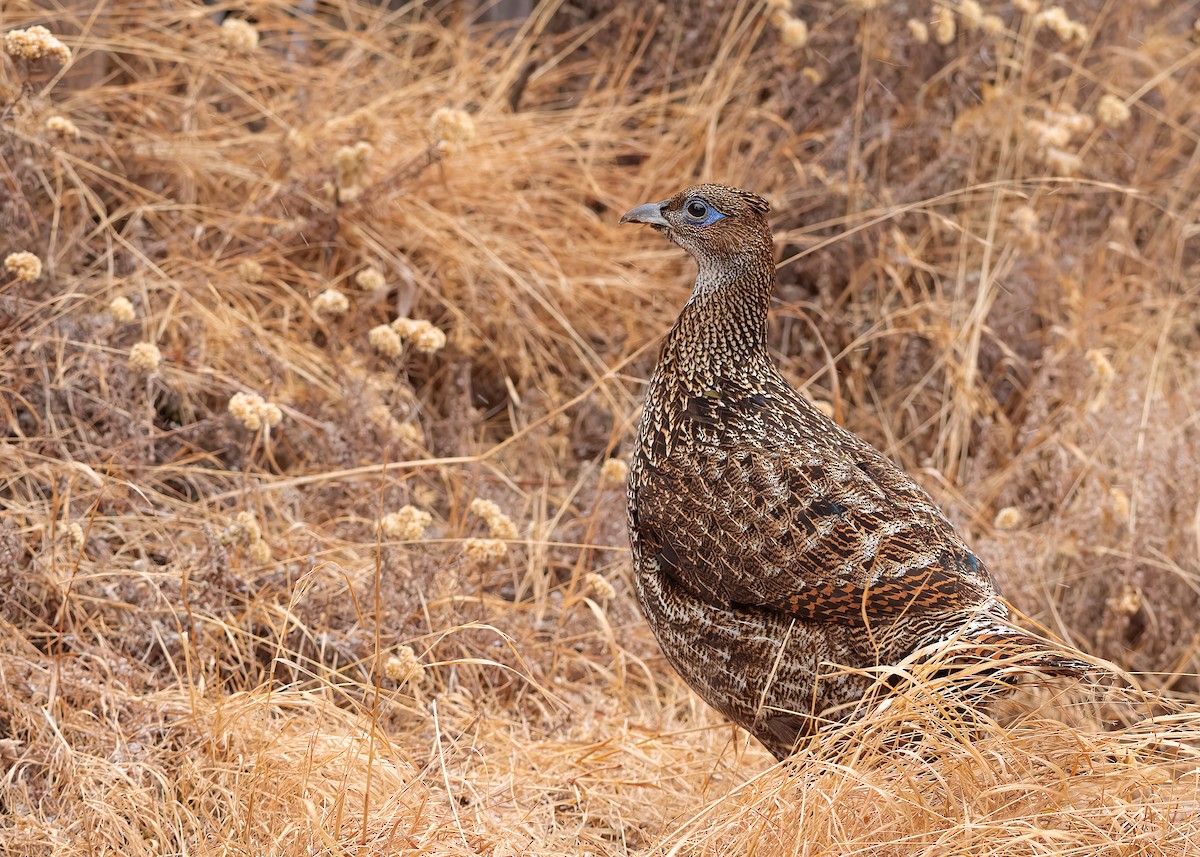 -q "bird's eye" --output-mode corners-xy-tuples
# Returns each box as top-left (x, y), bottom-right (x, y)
(682, 197), (726, 226)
